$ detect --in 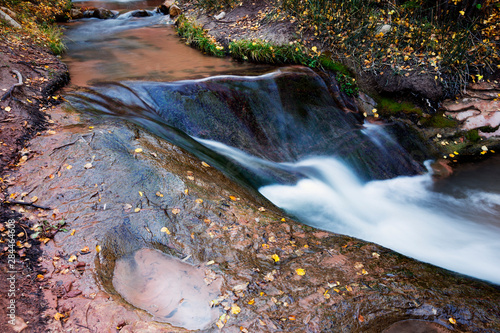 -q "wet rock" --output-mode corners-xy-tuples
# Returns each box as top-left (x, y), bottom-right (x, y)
(382, 320), (452, 333)
(169, 4), (181, 18)
(131, 10), (152, 18)
(83, 7), (116, 19)
(157, 0), (174, 15)
(0, 8), (21, 29)
(70, 8), (83, 20)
